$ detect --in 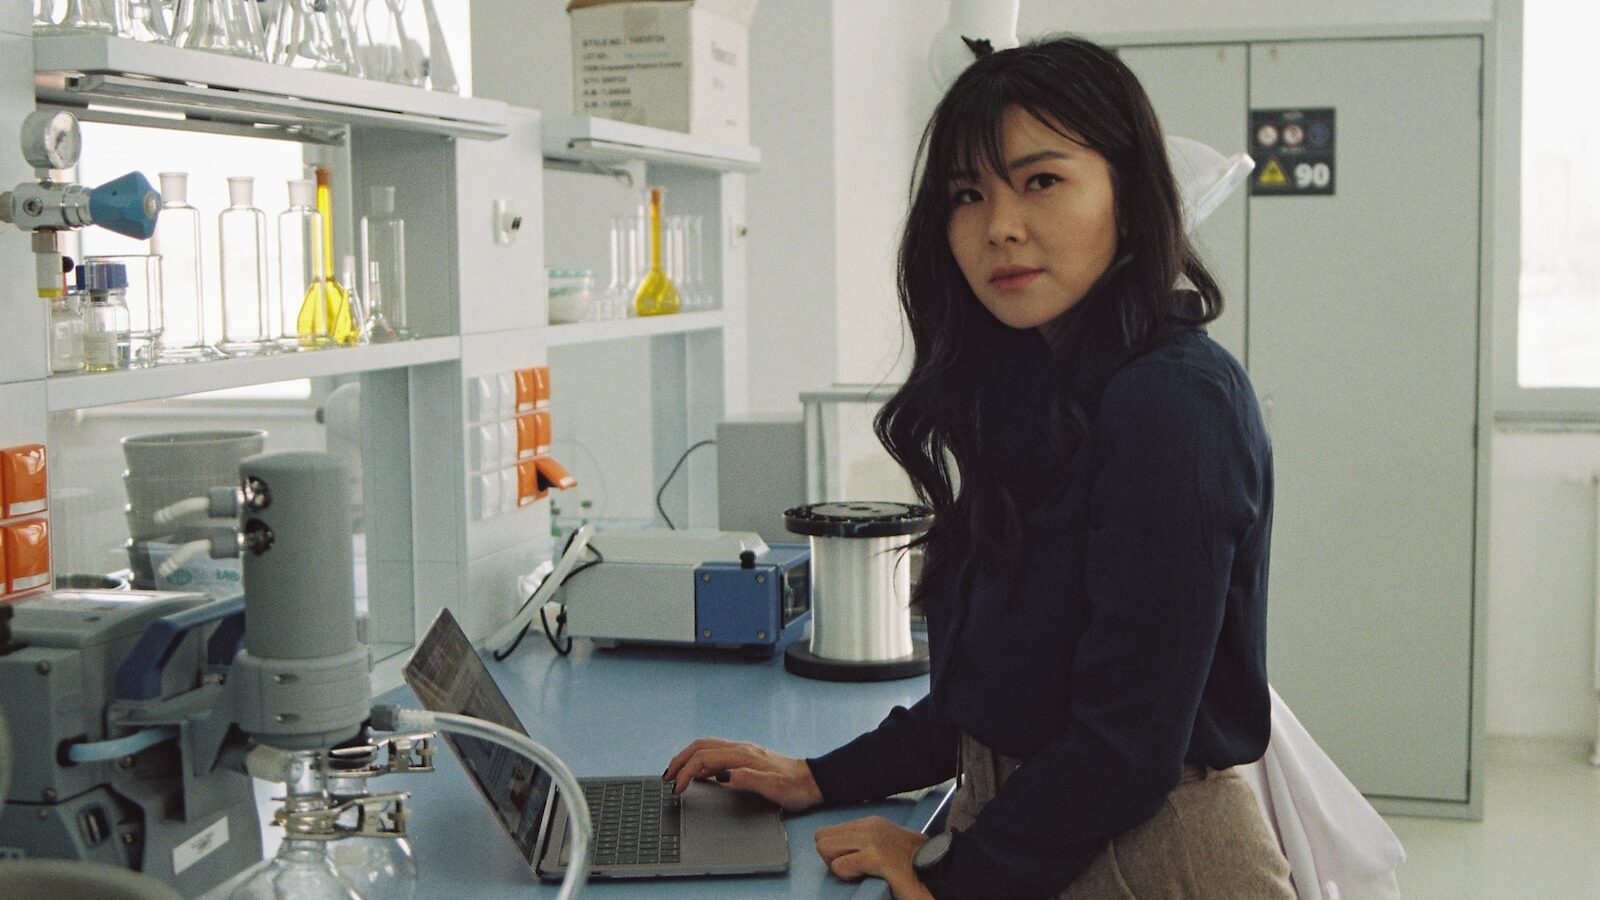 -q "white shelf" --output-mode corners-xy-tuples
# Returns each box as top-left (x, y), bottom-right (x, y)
(47, 336), (462, 411)
(544, 311), (725, 347)
(541, 116), (760, 173)
(33, 34), (509, 140)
